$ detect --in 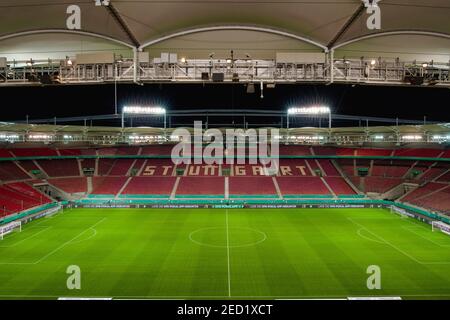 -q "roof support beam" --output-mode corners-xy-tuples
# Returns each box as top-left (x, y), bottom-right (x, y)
(0, 29), (135, 49)
(104, 3), (140, 48)
(139, 25), (328, 51)
(332, 30), (450, 50)
(327, 3), (365, 50)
